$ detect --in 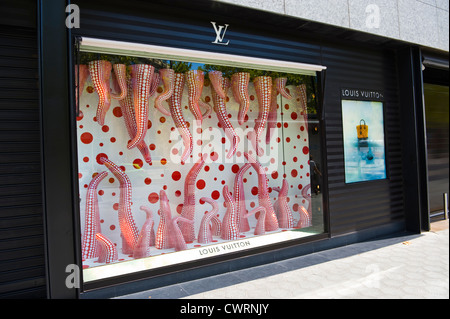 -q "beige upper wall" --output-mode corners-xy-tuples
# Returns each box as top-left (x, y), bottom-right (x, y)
(215, 0), (449, 52)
